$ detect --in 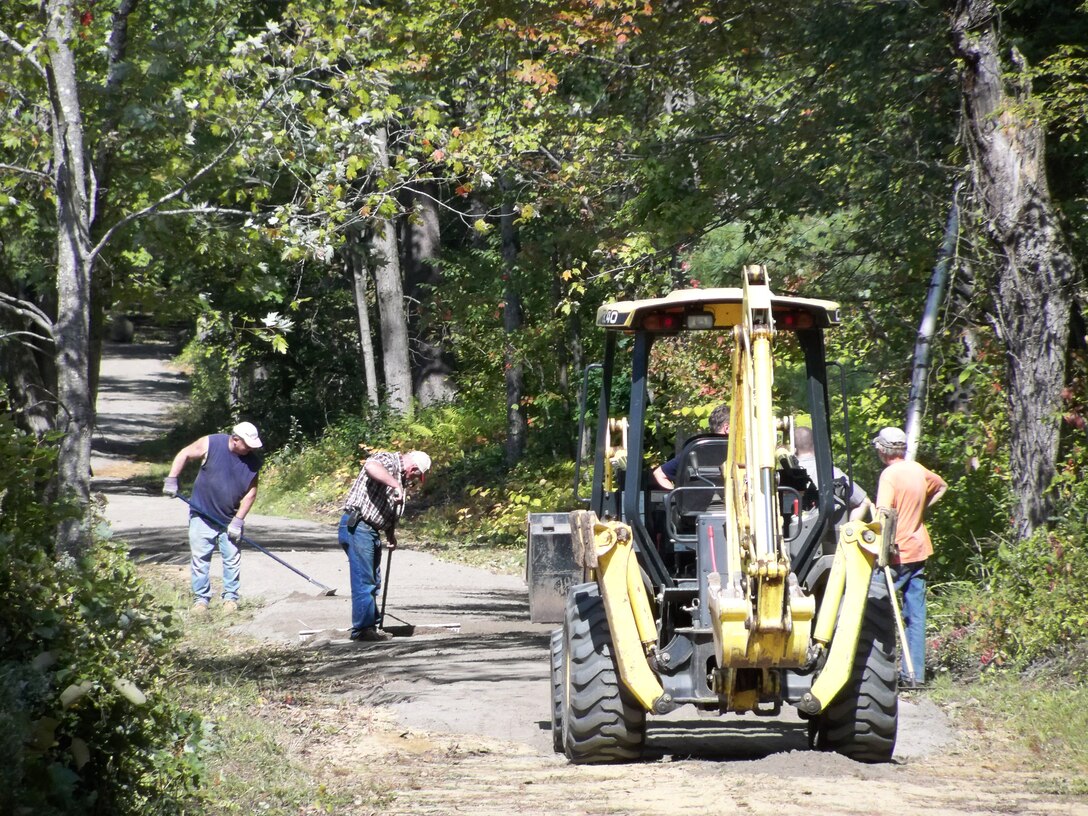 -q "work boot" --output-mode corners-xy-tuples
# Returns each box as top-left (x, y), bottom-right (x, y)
(352, 627), (390, 642)
(222, 600), (238, 615)
(191, 602), (209, 616)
